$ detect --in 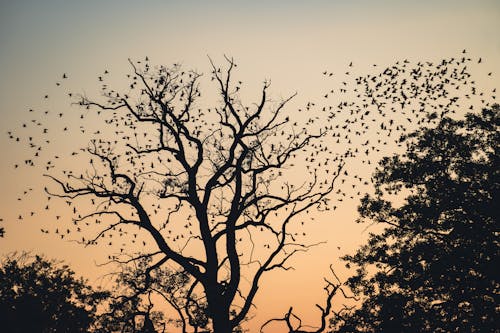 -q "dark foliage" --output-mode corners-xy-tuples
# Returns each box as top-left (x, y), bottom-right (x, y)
(95, 257), (208, 333)
(334, 106), (500, 332)
(0, 253), (109, 333)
